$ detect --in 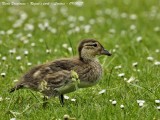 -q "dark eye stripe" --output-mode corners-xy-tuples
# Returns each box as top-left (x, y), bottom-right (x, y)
(86, 43), (97, 47)
(93, 43), (97, 47)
